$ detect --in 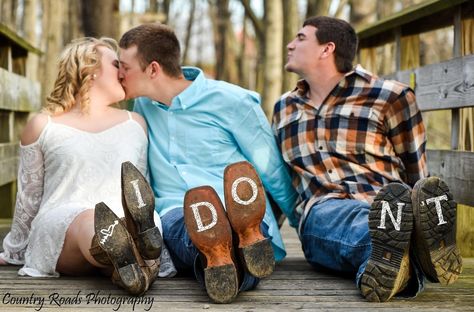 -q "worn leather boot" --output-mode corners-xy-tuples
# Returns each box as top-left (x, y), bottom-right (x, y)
(360, 182), (413, 302)
(184, 186), (239, 304)
(121, 161), (163, 260)
(411, 177), (462, 285)
(94, 202), (152, 295)
(224, 161), (274, 278)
